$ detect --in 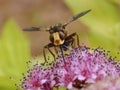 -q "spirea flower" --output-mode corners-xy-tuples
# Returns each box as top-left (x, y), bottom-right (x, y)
(21, 46), (120, 90)
(81, 77), (120, 90)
